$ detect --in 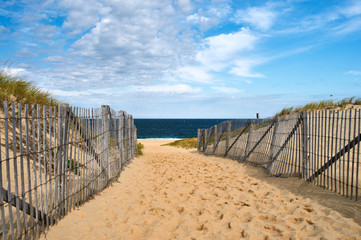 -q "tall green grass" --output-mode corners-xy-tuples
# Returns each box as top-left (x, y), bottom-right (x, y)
(276, 97), (361, 117)
(163, 138), (198, 149)
(0, 71), (59, 106)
